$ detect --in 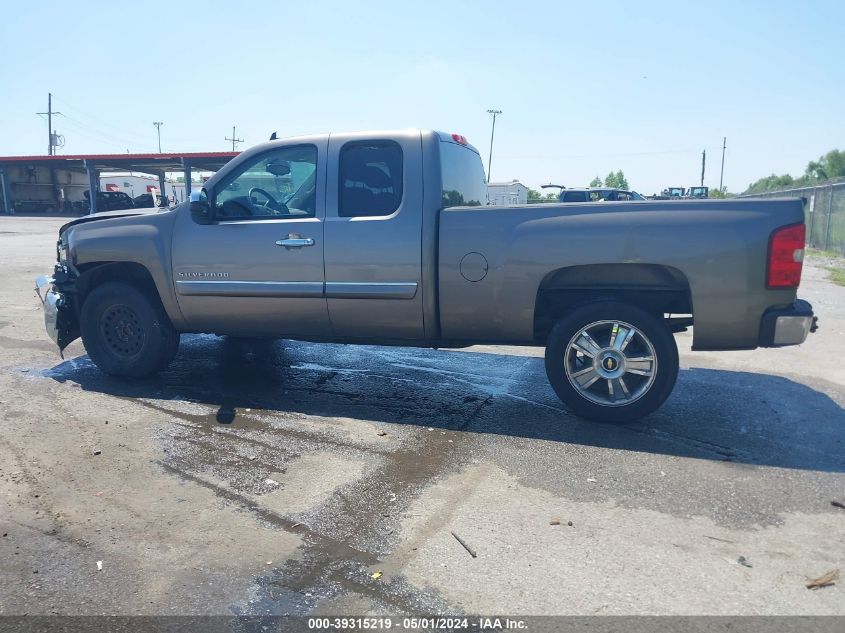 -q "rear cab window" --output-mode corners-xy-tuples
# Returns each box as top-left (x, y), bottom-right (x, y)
(562, 191), (589, 202)
(339, 141), (403, 217)
(439, 136), (488, 208)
